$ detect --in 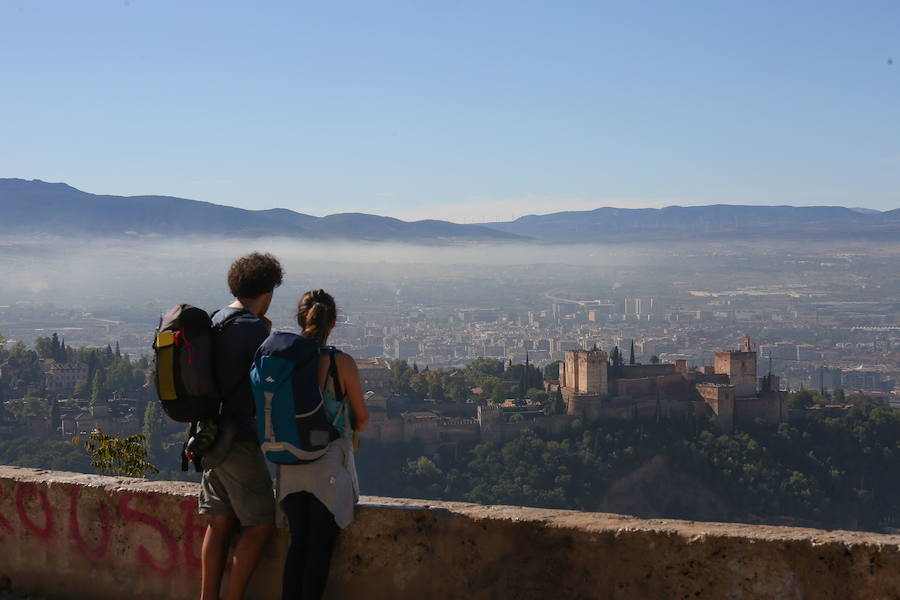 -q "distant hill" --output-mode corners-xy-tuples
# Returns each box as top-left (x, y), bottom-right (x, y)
(0, 179), (526, 243)
(480, 204), (900, 242)
(3, 179), (898, 243)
